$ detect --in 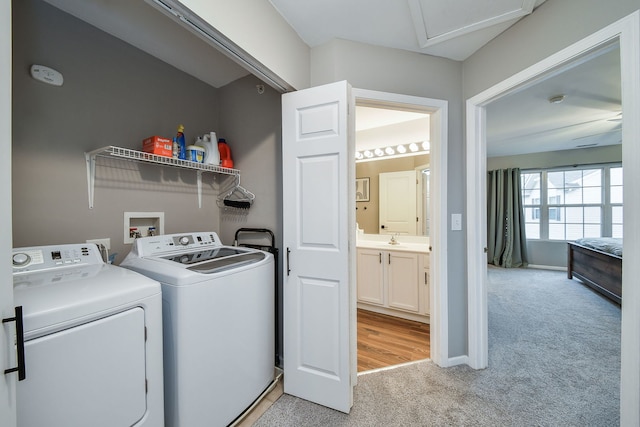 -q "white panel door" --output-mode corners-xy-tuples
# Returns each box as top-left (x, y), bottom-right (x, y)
(1, 0), (15, 425)
(282, 80), (354, 413)
(379, 170), (417, 235)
